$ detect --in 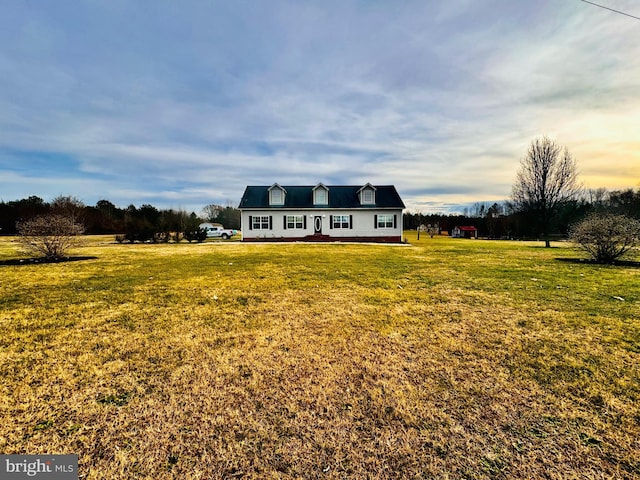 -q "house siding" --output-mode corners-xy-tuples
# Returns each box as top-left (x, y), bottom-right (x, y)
(239, 184), (405, 243)
(241, 209), (403, 242)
